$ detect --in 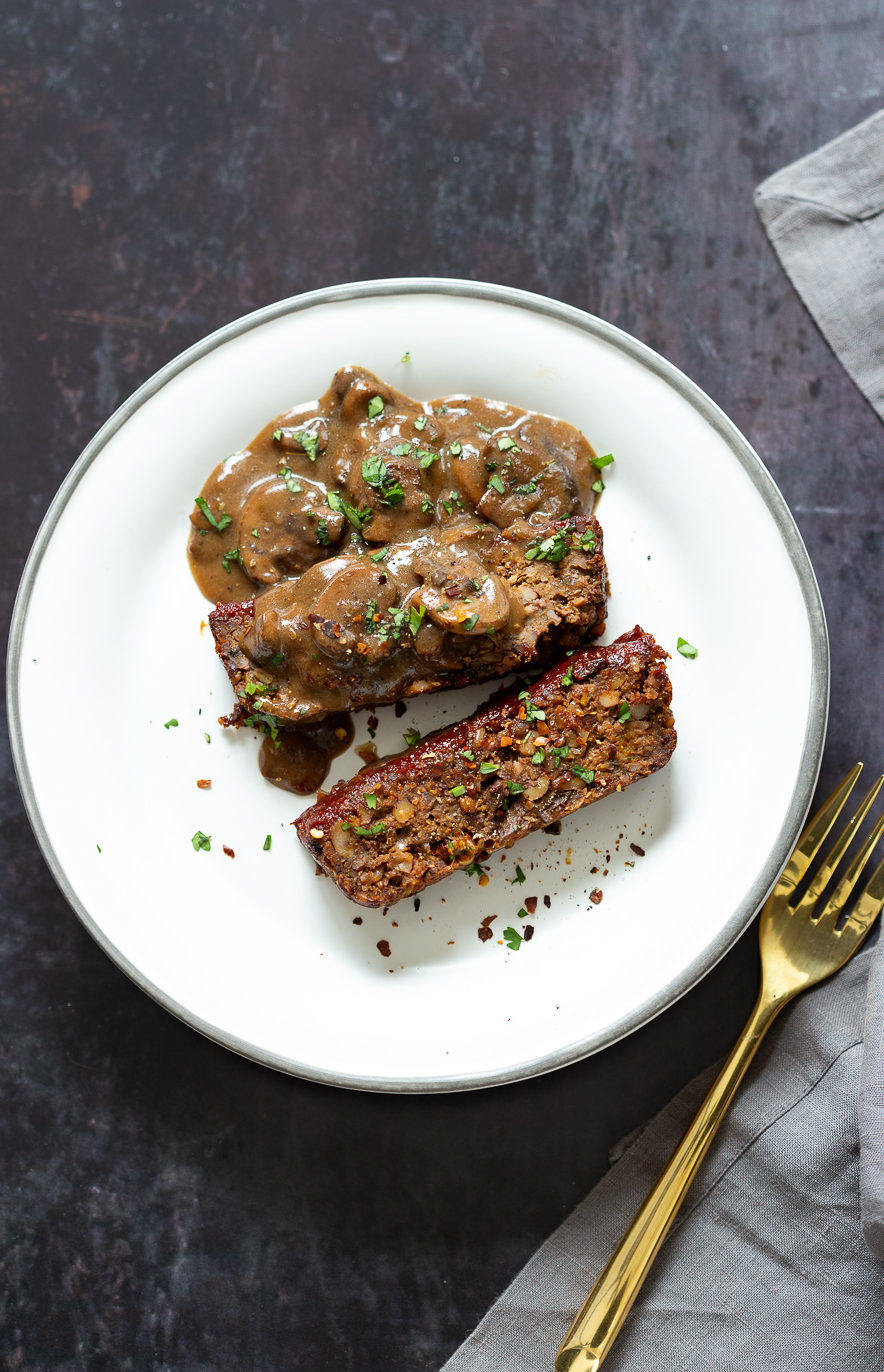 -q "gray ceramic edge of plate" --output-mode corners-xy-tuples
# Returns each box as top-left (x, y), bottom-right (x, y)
(5, 276), (830, 1094)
